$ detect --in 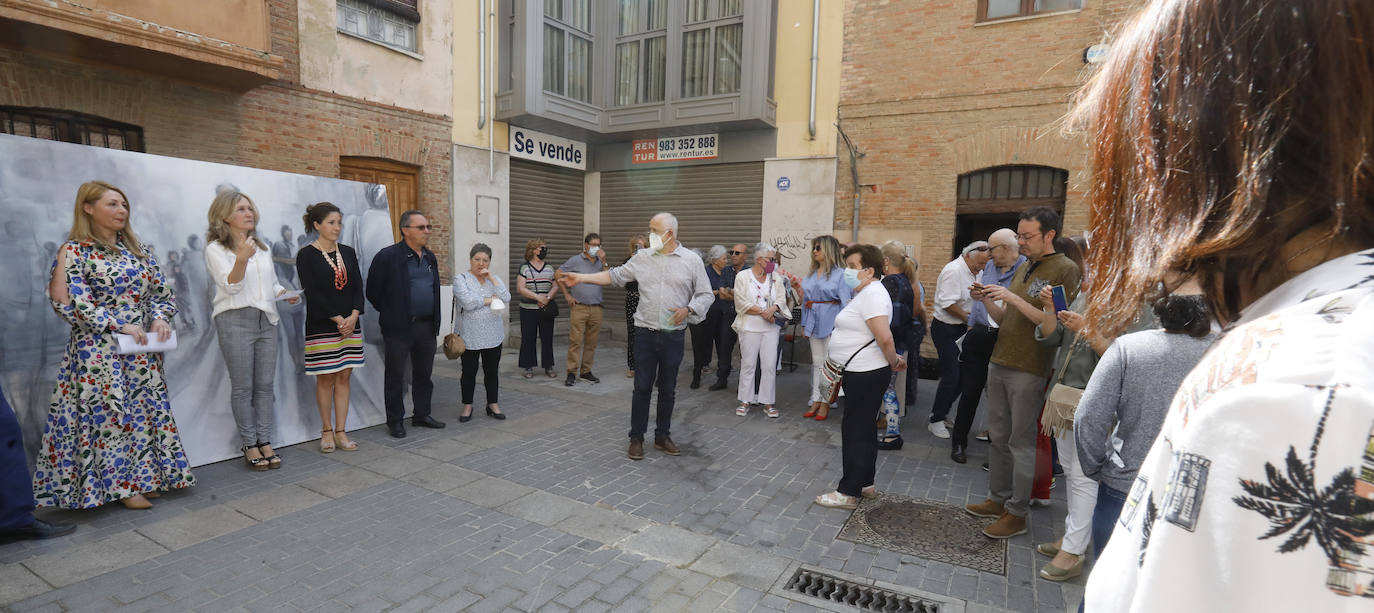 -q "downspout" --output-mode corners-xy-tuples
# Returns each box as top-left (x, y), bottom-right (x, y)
(487, 1), (496, 180)
(808, 0), (819, 139)
(836, 121), (863, 243)
(477, 0), (486, 132)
